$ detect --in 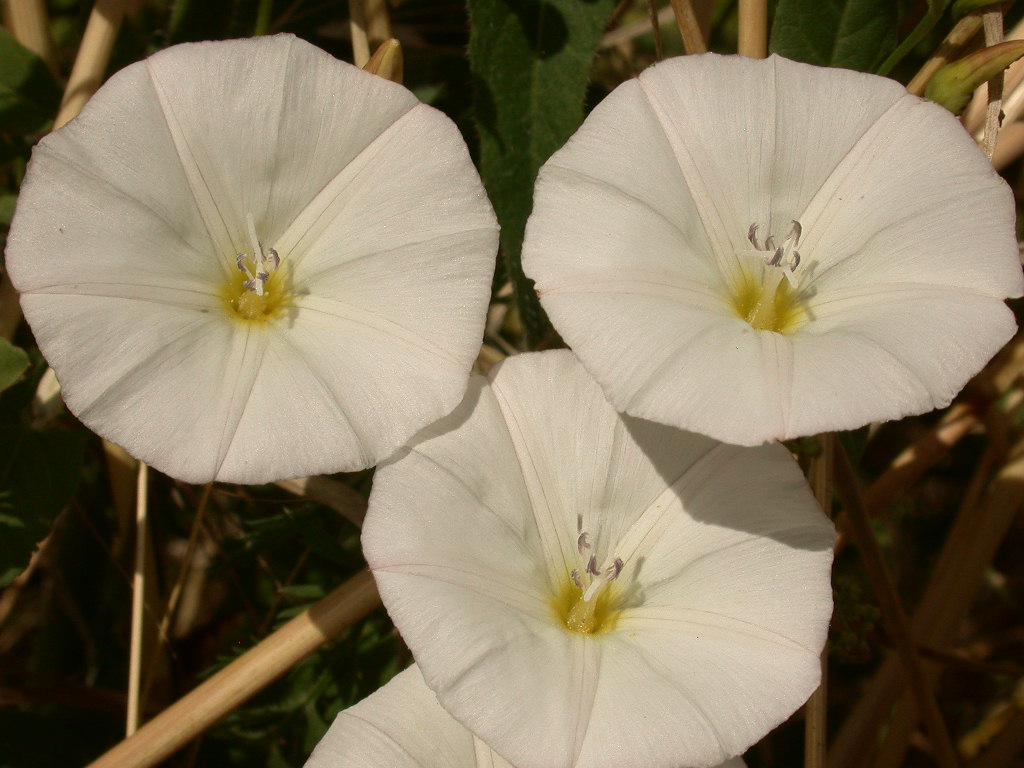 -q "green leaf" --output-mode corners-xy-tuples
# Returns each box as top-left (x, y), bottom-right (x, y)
(875, 0), (953, 76)
(0, 338), (29, 393)
(770, 0), (899, 73)
(469, 0), (617, 346)
(0, 27), (61, 135)
(0, 424), (86, 587)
